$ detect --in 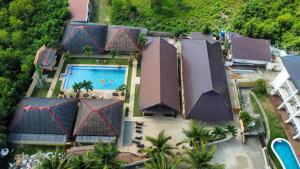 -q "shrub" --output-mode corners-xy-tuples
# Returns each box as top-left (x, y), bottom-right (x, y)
(240, 111), (251, 124)
(255, 79), (267, 95)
